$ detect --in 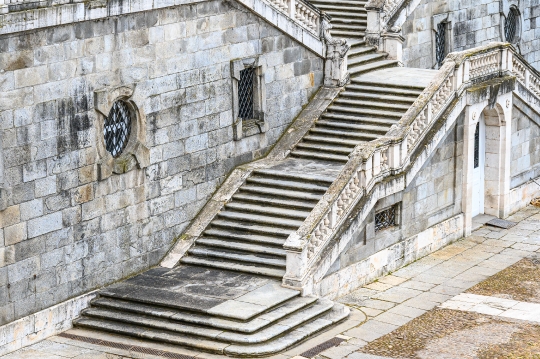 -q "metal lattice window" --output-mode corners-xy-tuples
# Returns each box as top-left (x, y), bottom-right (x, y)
(505, 7), (518, 43)
(436, 22), (447, 67)
(104, 100), (132, 158)
(474, 122), (480, 168)
(375, 205), (397, 232)
(238, 67), (254, 120)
